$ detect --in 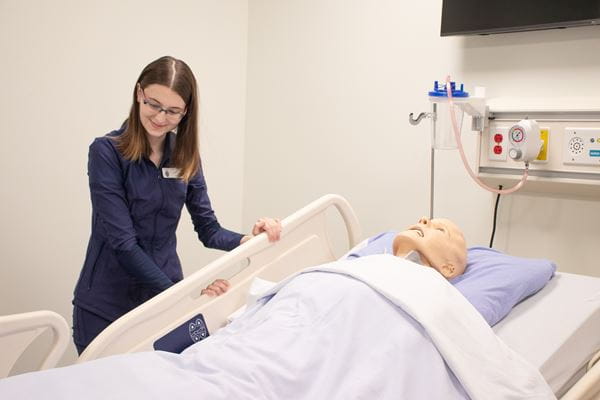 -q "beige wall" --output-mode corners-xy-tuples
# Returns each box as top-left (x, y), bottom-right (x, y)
(243, 0), (600, 276)
(0, 0), (248, 366)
